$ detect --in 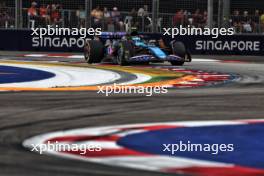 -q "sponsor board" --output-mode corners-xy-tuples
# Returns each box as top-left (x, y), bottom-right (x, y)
(0, 30), (263, 55)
